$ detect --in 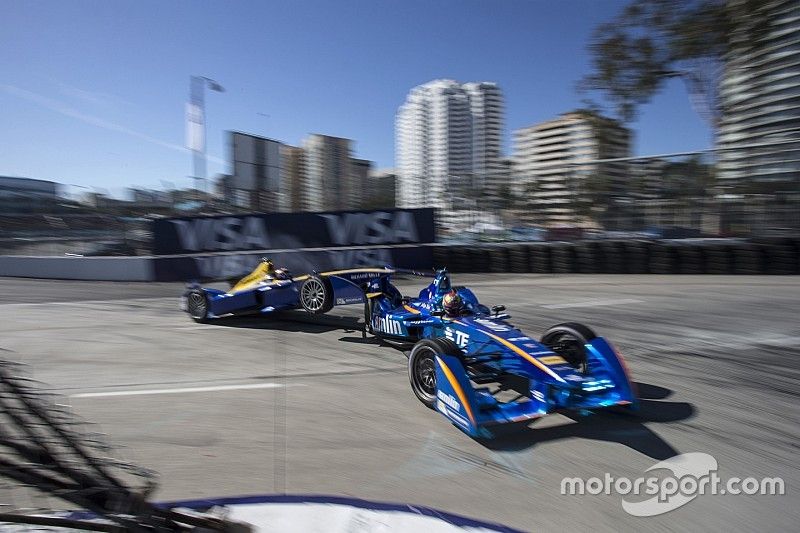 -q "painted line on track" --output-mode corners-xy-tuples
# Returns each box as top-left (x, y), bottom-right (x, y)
(70, 382), (293, 398)
(540, 298), (644, 309)
(0, 297), (169, 308)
